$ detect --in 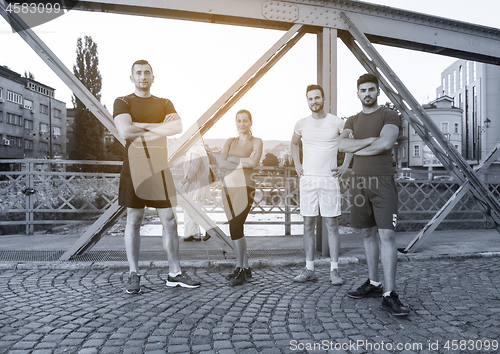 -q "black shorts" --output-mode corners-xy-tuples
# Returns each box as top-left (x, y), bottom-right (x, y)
(118, 158), (177, 209)
(350, 175), (398, 231)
